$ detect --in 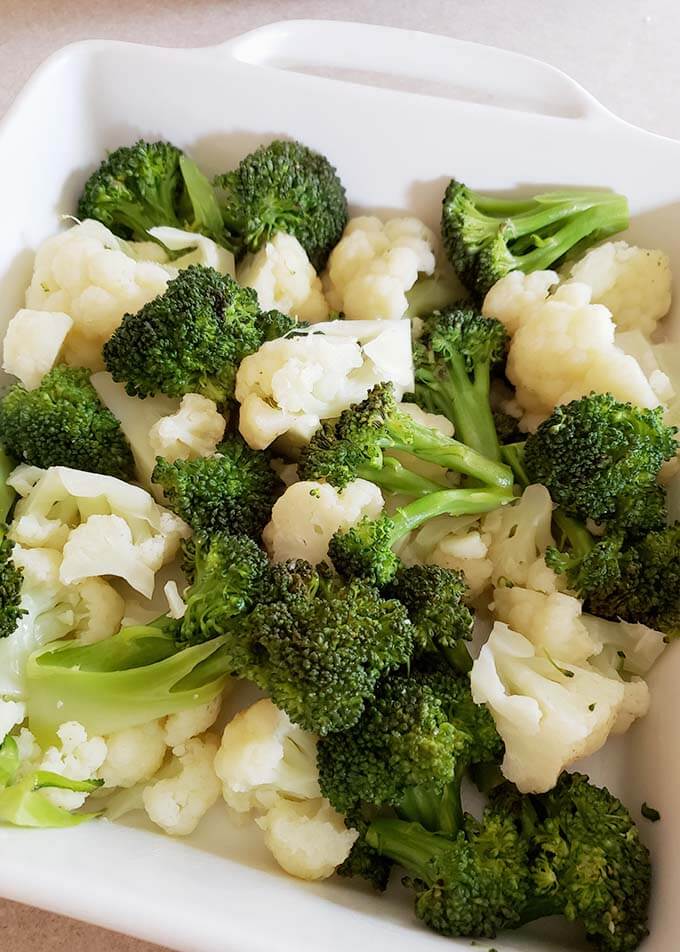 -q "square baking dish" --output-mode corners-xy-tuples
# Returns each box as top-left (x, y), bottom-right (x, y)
(0, 20), (679, 952)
